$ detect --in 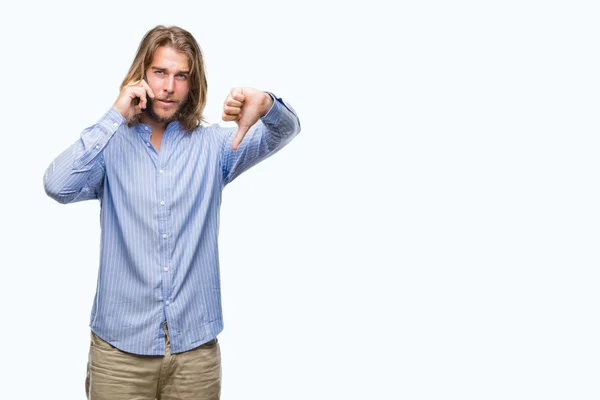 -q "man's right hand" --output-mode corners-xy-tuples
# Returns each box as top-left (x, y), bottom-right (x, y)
(113, 79), (155, 121)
